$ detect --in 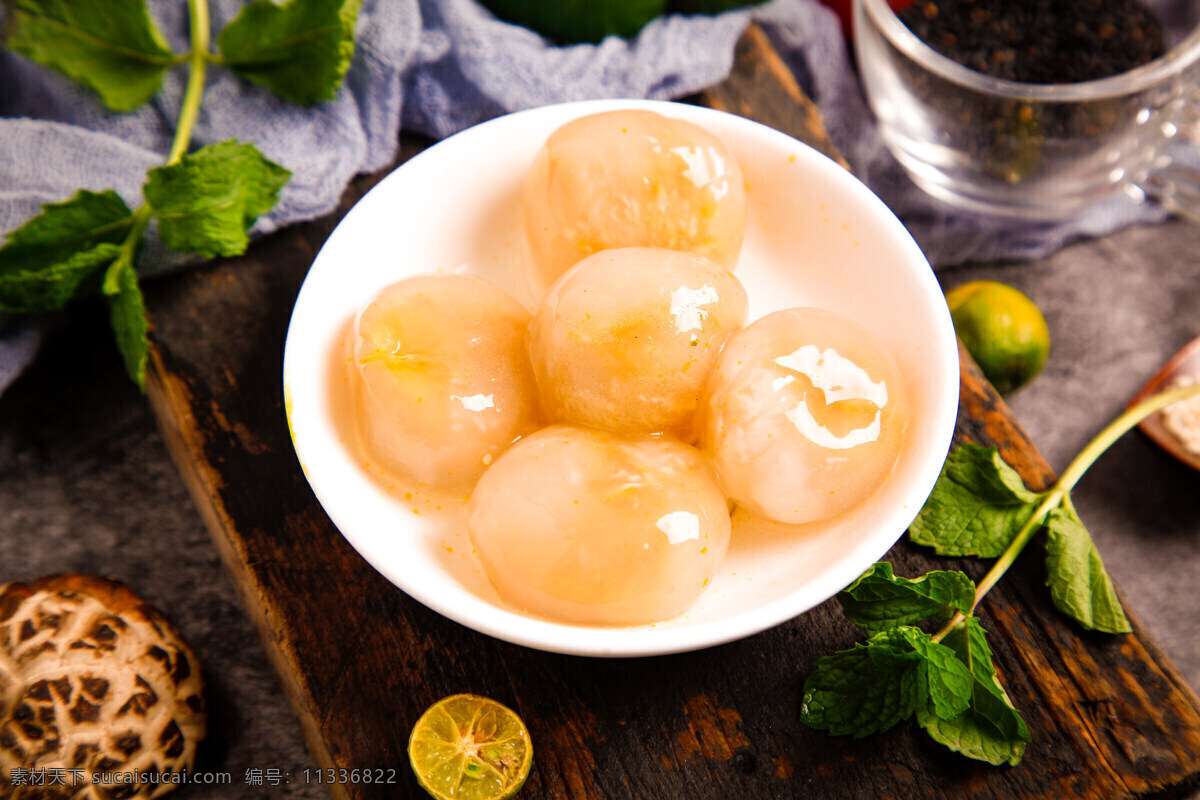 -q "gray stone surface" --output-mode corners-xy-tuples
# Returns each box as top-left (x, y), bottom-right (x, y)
(0, 304), (324, 798)
(0, 218), (1197, 797)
